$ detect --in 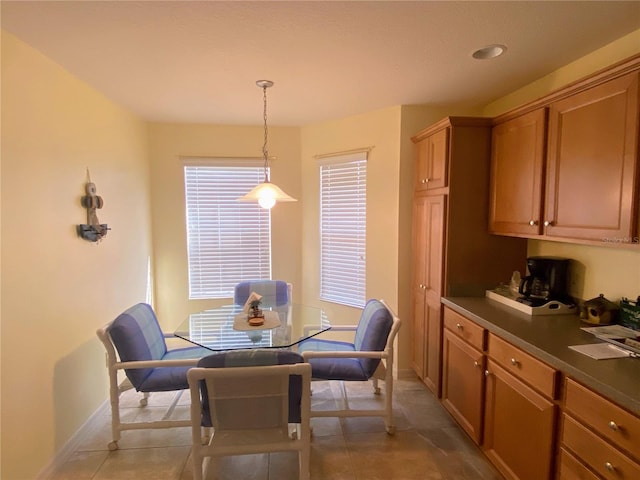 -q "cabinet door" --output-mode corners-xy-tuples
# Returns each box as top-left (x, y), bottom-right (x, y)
(483, 359), (556, 480)
(489, 109), (546, 235)
(410, 195), (446, 393)
(415, 128), (449, 191)
(544, 72), (639, 241)
(442, 328), (485, 444)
